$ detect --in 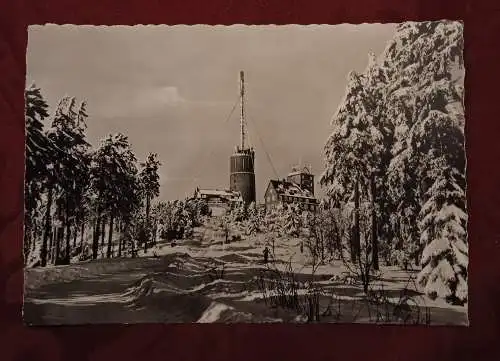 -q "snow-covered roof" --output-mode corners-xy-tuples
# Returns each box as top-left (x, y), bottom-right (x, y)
(287, 165), (313, 177)
(268, 180), (316, 200)
(195, 188), (243, 201)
